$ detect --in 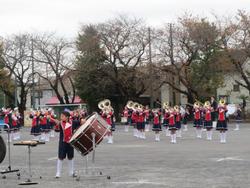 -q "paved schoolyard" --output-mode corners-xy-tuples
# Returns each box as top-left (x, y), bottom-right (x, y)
(0, 122), (250, 188)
